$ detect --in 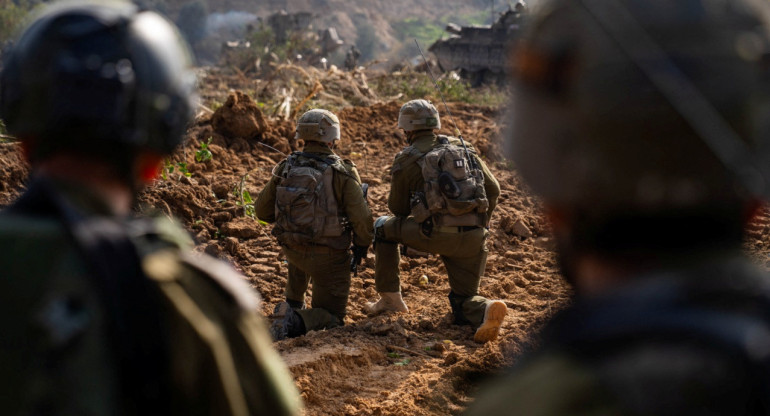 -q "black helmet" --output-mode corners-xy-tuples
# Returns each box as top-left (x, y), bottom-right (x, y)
(508, 0), (770, 214)
(0, 0), (197, 160)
